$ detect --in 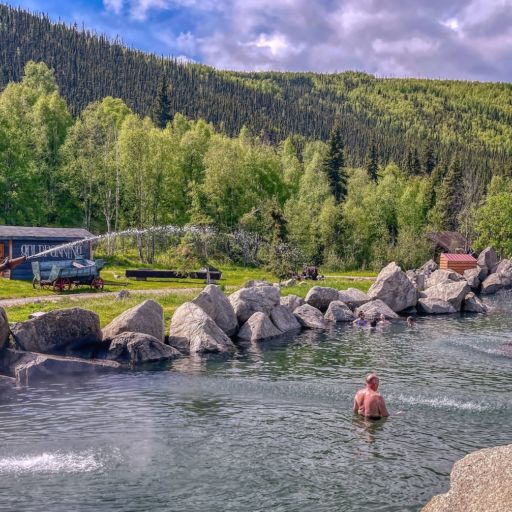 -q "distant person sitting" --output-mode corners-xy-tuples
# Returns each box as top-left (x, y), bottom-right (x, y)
(353, 311), (367, 327)
(353, 373), (389, 420)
